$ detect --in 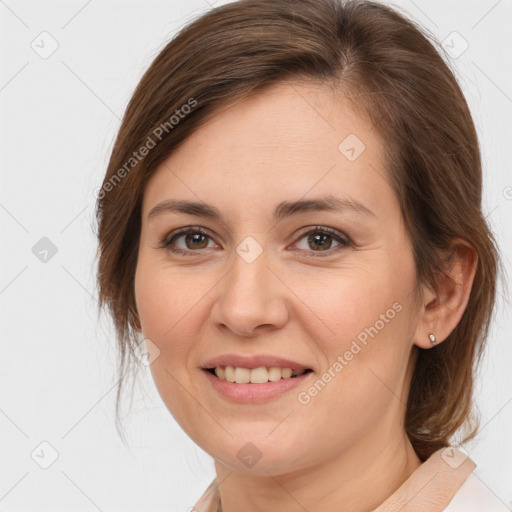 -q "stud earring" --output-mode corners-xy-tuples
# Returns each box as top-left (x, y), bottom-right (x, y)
(429, 333), (436, 346)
